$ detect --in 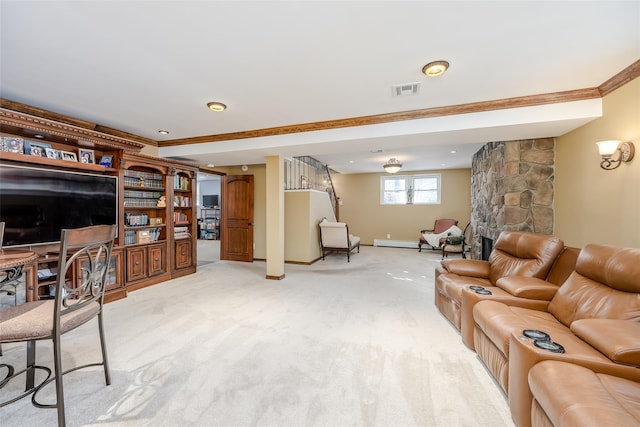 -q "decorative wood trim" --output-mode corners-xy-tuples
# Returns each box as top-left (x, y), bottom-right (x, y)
(0, 107), (145, 151)
(0, 99), (157, 147)
(158, 88), (601, 147)
(598, 59), (640, 97)
(0, 99), (97, 129)
(3, 59), (637, 151)
(124, 150), (199, 169)
(198, 167), (226, 177)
